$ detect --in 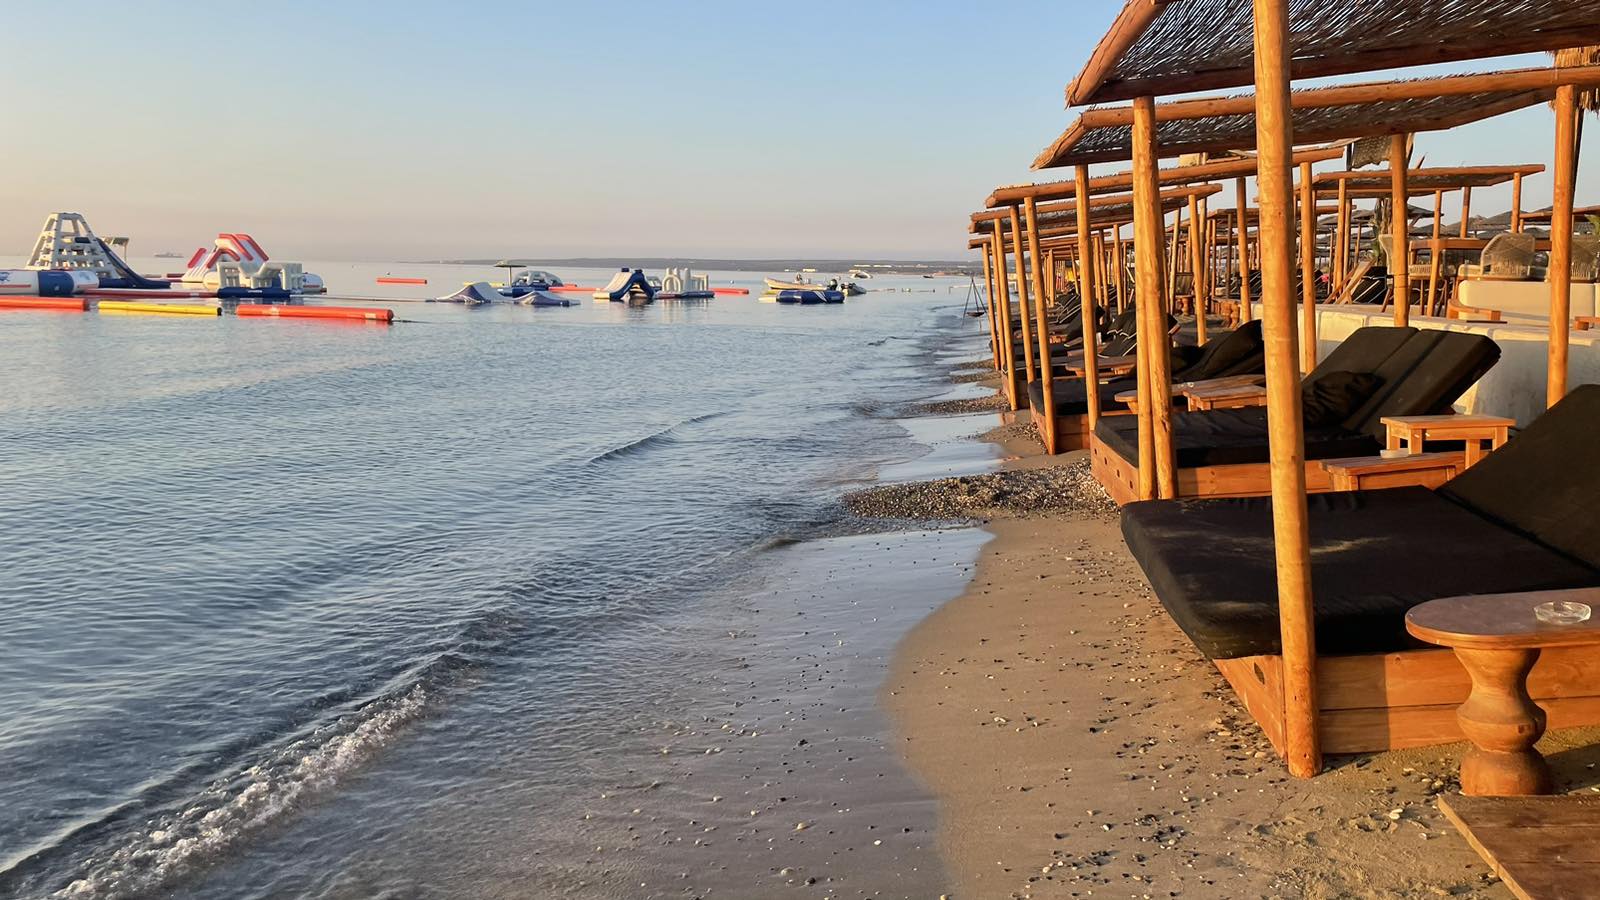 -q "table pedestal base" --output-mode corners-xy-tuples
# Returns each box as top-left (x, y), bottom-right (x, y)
(1454, 647), (1553, 797)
